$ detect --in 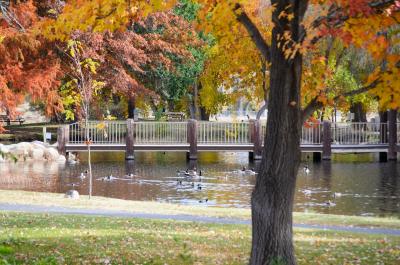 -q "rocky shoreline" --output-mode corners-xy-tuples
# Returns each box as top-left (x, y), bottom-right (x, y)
(0, 141), (66, 163)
